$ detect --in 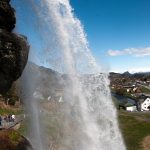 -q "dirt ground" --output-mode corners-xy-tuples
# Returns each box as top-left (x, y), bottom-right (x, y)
(142, 135), (150, 150)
